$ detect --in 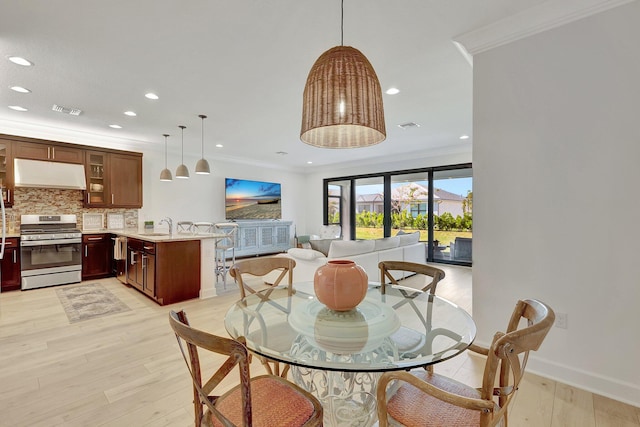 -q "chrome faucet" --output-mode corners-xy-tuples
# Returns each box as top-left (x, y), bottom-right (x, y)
(159, 217), (173, 235)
